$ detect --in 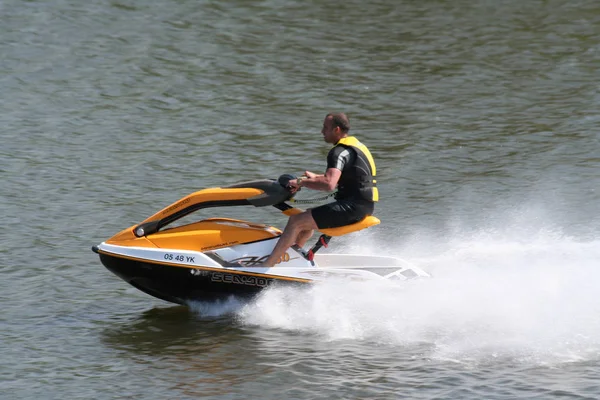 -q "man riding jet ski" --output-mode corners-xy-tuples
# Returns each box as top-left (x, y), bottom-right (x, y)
(92, 113), (428, 305)
(261, 112), (378, 268)
(92, 172), (428, 305)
